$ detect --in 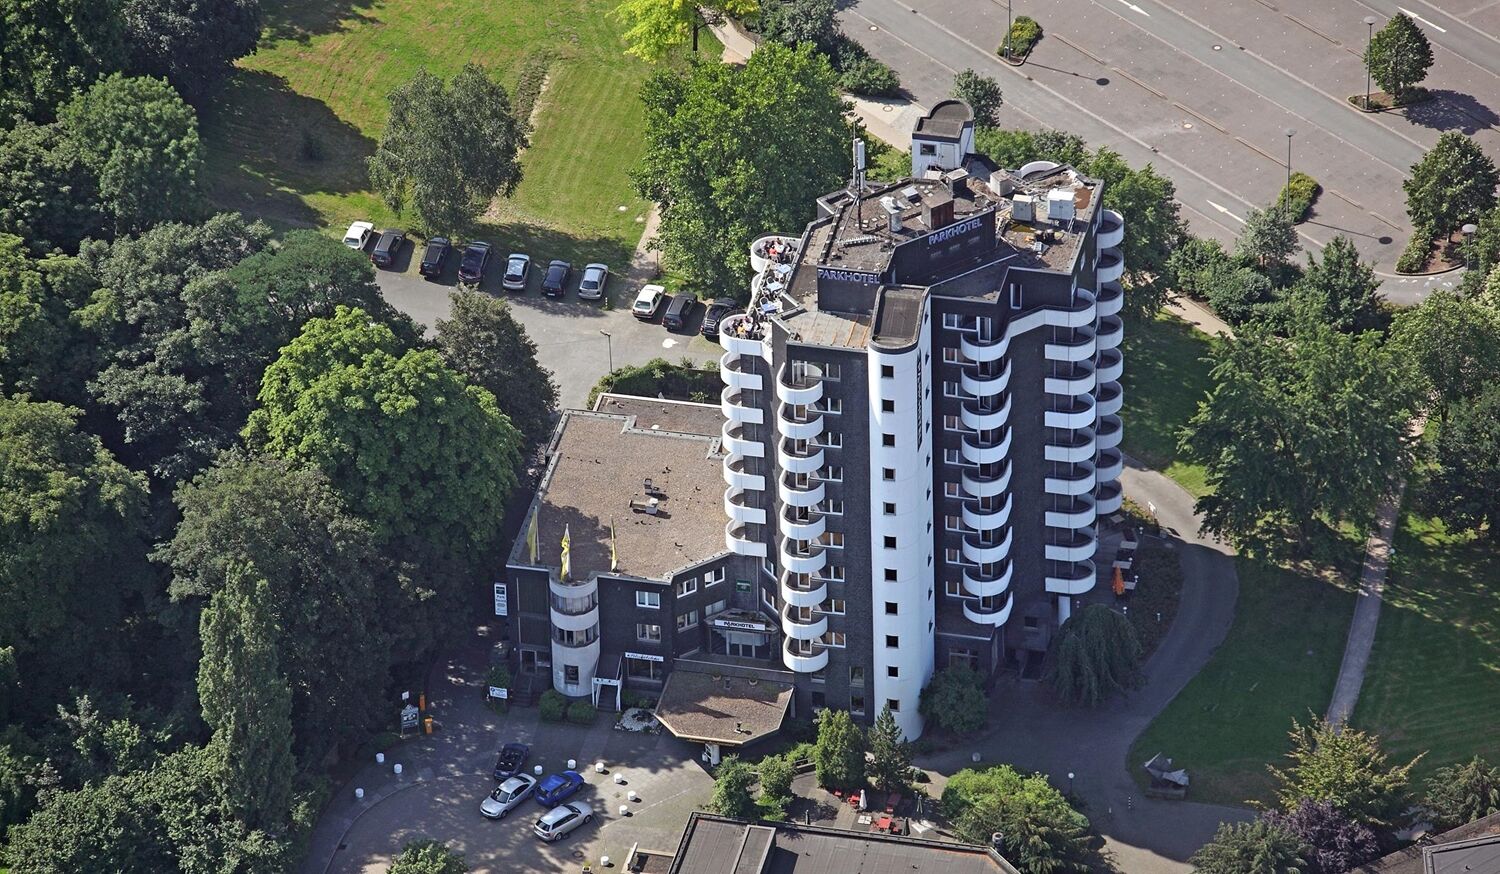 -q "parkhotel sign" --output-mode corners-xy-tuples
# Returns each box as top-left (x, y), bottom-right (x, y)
(816, 267), (880, 285)
(927, 216), (984, 246)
